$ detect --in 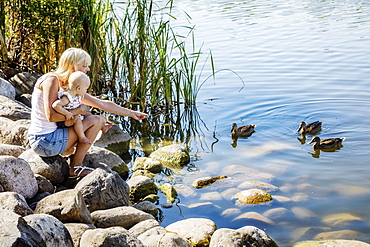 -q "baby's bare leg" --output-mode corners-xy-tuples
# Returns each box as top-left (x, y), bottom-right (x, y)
(74, 116), (92, 144)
